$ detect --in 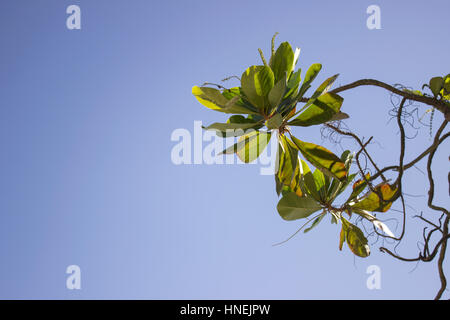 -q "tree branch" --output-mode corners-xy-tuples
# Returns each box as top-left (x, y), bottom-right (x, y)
(329, 79), (450, 119)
